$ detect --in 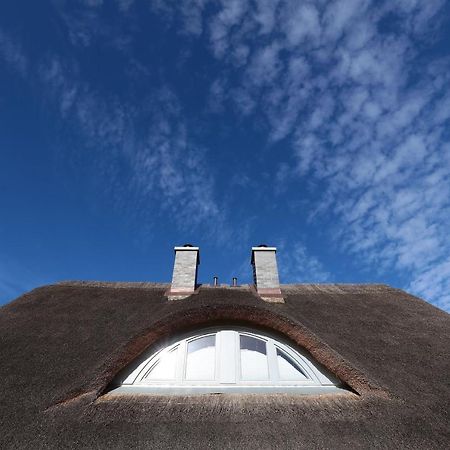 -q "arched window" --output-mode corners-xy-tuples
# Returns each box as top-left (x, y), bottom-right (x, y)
(109, 327), (346, 394)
